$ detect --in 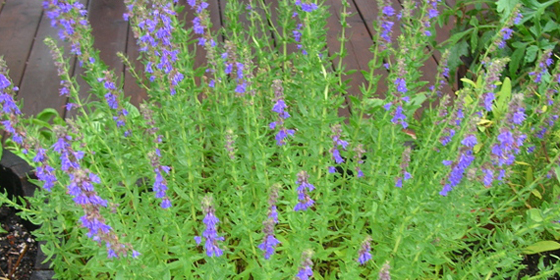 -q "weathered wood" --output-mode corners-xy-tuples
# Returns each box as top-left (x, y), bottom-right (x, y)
(123, 22), (147, 107)
(17, 3), (69, 117)
(17, 0), (90, 118)
(69, 0), (129, 118)
(0, 0), (462, 123)
(0, 0), (42, 87)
